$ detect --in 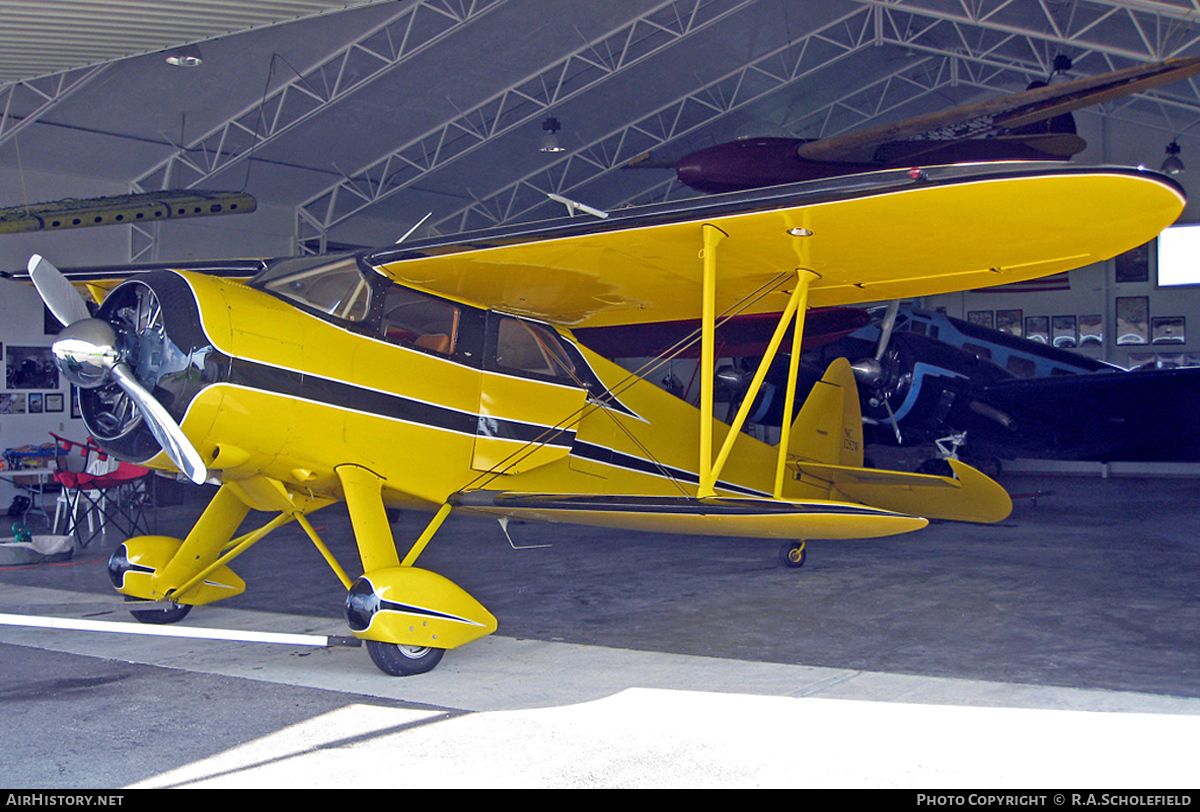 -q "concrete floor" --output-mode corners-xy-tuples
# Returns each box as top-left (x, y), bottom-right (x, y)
(1, 471), (1198, 788)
